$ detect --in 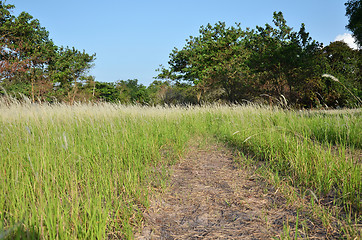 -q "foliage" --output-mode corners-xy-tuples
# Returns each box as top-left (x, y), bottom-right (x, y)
(91, 81), (119, 102)
(157, 22), (251, 103)
(158, 11), (362, 108)
(1, 2), (361, 108)
(48, 47), (95, 103)
(0, 1), (95, 103)
(345, 0), (362, 47)
(246, 12), (324, 107)
(115, 79), (150, 104)
(162, 82), (198, 105)
(322, 41), (362, 107)
(0, 2), (57, 101)
(147, 80), (170, 105)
